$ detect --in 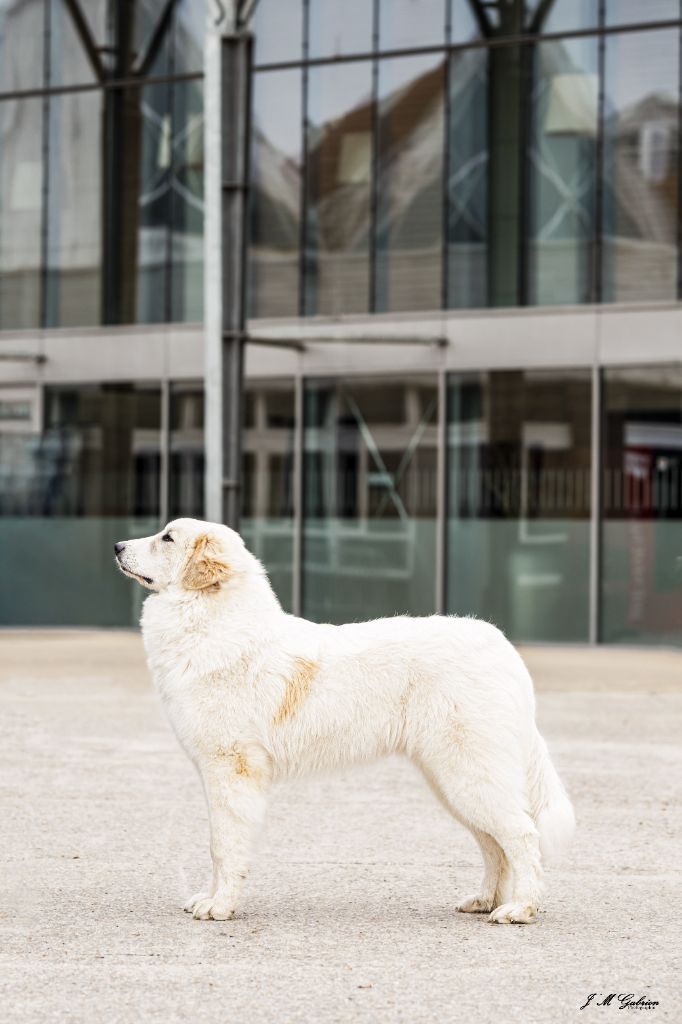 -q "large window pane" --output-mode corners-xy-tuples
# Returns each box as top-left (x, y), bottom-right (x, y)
(540, 0), (599, 33)
(174, 0), (205, 74)
(45, 89), (102, 326)
(48, 0), (106, 88)
(170, 382), (204, 519)
(447, 370), (592, 642)
(170, 79), (203, 322)
(252, 0), (302, 65)
(0, 384), (161, 627)
(241, 380), (295, 612)
(602, 29), (679, 303)
(380, 0), (445, 51)
(605, 0), (679, 27)
(602, 366), (682, 646)
(0, 0), (44, 92)
(309, 0), (373, 58)
(304, 61), (372, 316)
(303, 377), (437, 623)
(447, 48), (488, 308)
(376, 55), (445, 312)
(43, 385), (161, 516)
(0, 98), (43, 330)
(529, 35), (598, 305)
(249, 69), (302, 318)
